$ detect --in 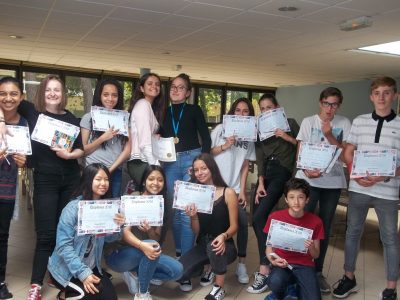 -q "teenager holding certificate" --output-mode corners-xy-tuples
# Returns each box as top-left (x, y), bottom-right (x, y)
(250, 94), (299, 294)
(295, 87), (350, 294)
(332, 77), (400, 300)
(178, 153), (238, 299)
(0, 75), (84, 300)
(105, 165), (183, 300)
(127, 73), (166, 185)
(0, 77), (27, 300)
(48, 163), (124, 300)
(80, 78), (130, 197)
(160, 73), (211, 288)
(210, 97), (256, 285)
